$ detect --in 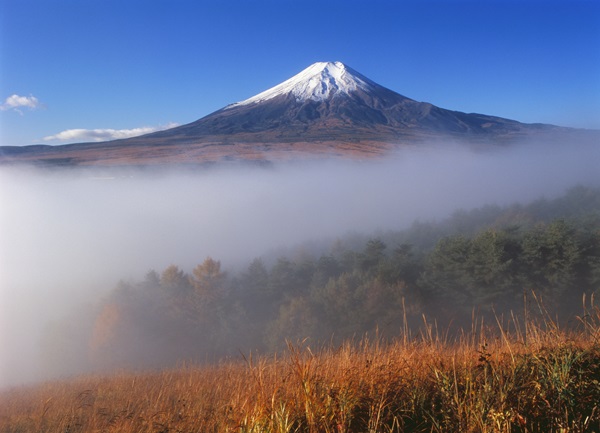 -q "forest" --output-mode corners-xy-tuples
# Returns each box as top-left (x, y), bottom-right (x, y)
(40, 185), (600, 376)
